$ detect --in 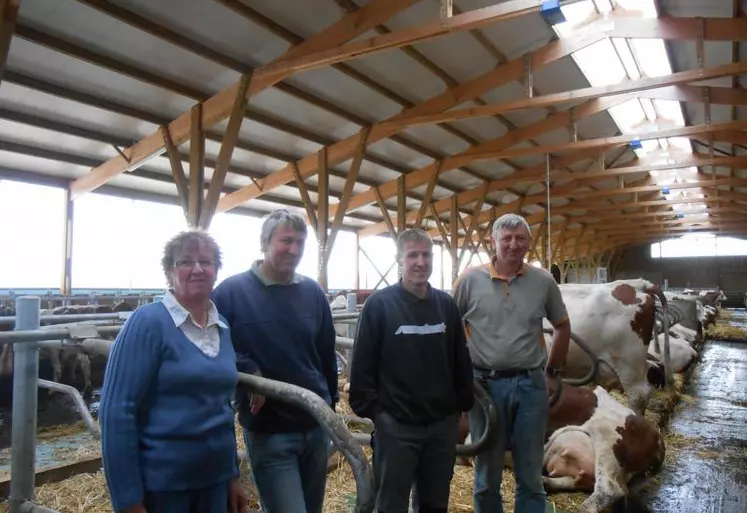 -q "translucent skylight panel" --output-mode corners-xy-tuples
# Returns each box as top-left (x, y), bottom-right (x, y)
(668, 137), (691, 151)
(612, 38), (641, 79)
(593, 0), (614, 14)
(572, 38), (627, 86)
(630, 39), (672, 77)
(555, 0), (597, 38)
(614, 0), (659, 18)
(659, 138), (669, 149)
(653, 100), (685, 126)
(608, 99), (646, 132)
(640, 98), (657, 122)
